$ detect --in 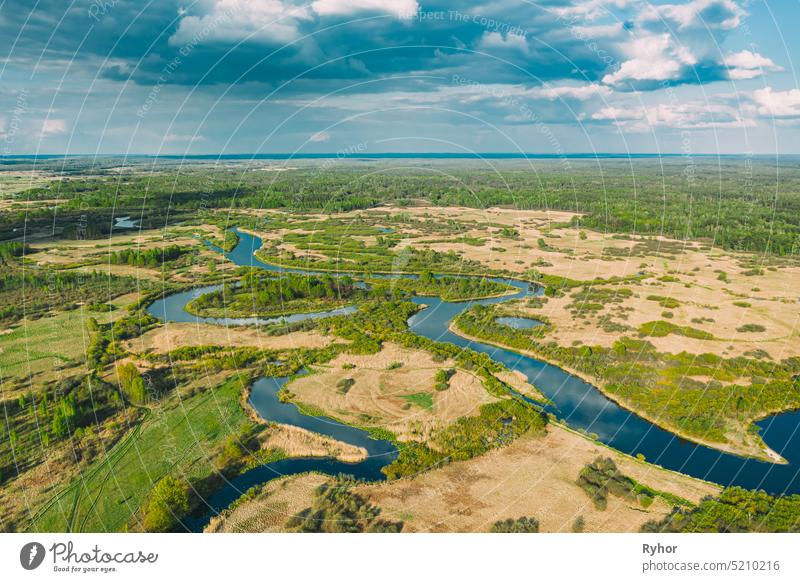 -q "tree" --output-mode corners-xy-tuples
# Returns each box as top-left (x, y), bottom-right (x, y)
(143, 476), (189, 532)
(51, 396), (77, 439)
(116, 363), (147, 404)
